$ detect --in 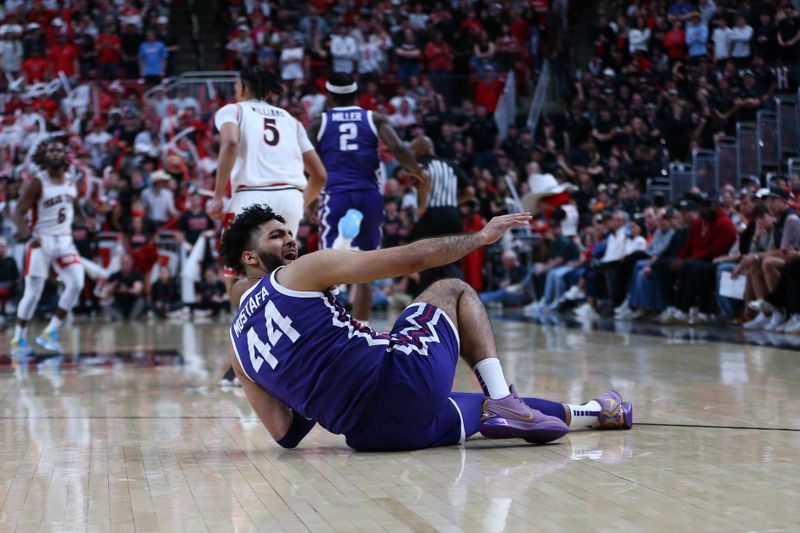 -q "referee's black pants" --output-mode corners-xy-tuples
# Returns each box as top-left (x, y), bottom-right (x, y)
(411, 206), (464, 295)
